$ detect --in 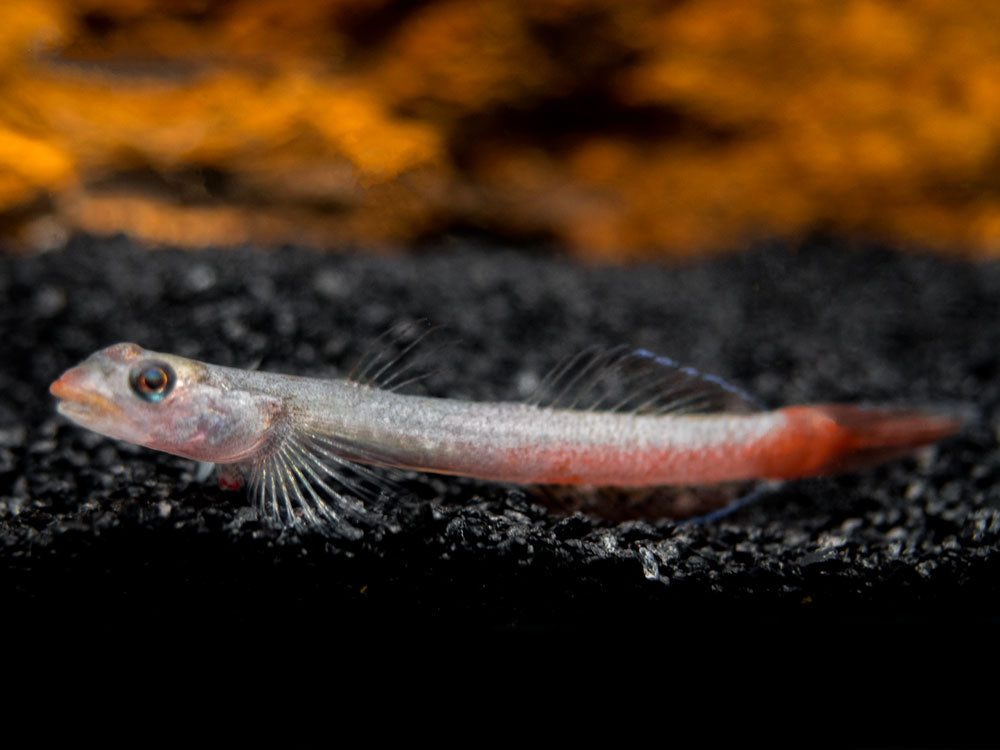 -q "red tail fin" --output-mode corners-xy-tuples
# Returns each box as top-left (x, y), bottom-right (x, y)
(771, 405), (963, 479)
